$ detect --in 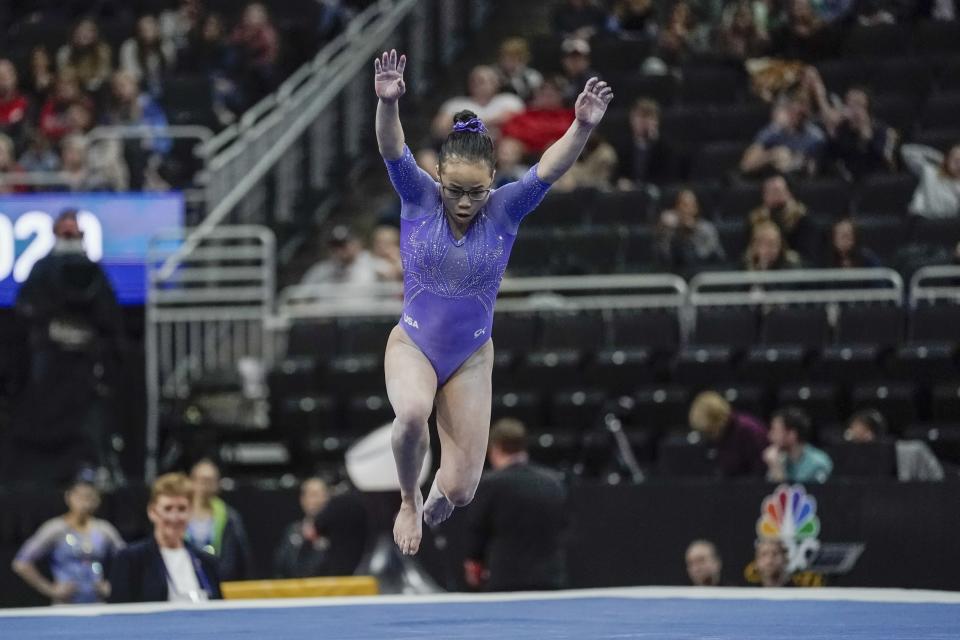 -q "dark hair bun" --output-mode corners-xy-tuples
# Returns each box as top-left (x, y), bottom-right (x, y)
(452, 110), (479, 125)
